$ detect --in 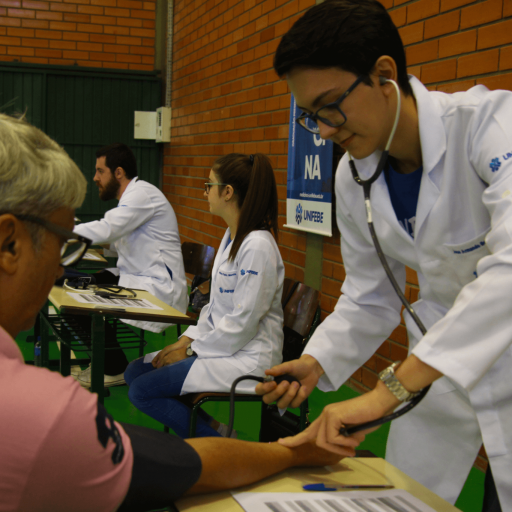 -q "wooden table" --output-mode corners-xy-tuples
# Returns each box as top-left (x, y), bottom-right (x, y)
(174, 458), (460, 512)
(39, 286), (195, 403)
